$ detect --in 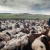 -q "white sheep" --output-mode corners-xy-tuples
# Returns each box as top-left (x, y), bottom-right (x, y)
(20, 34), (29, 50)
(11, 32), (26, 39)
(0, 32), (10, 42)
(31, 35), (46, 50)
(21, 34), (29, 45)
(2, 38), (21, 50)
(2, 34), (29, 50)
(2, 28), (17, 35)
